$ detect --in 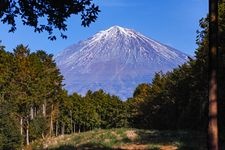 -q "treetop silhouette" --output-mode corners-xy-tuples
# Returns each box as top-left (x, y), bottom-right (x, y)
(0, 0), (100, 40)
